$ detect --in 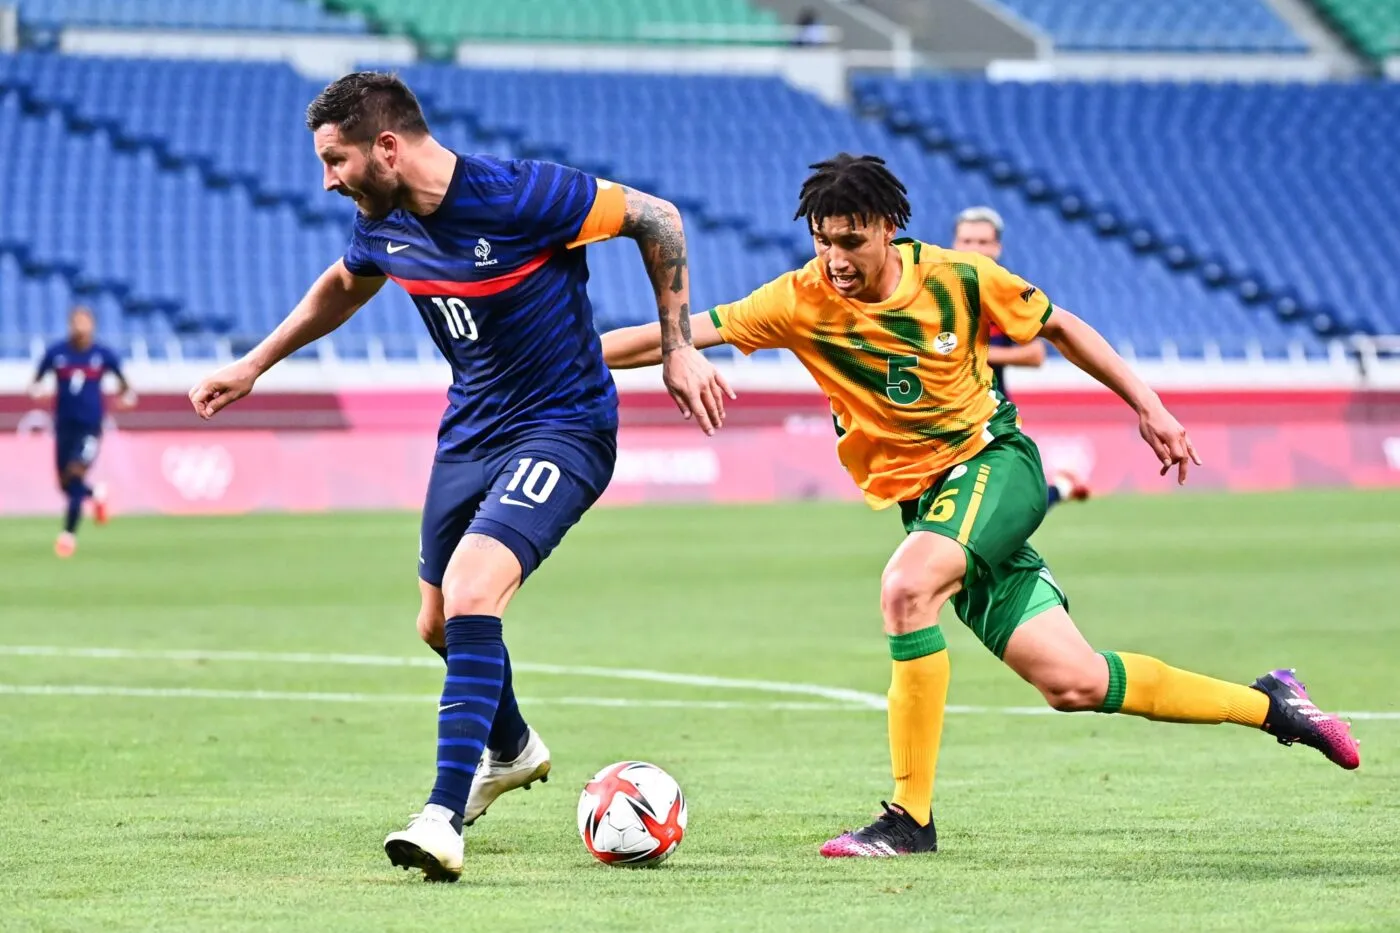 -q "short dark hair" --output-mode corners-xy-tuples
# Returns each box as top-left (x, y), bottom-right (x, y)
(794, 153), (911, 232)
(305, 72), (429, 143)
